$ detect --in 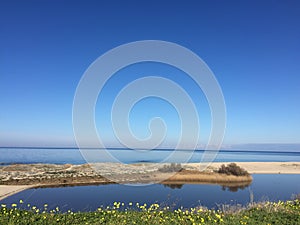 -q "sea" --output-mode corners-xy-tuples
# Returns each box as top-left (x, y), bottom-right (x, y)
(1, 147), (300, 165)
